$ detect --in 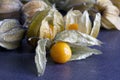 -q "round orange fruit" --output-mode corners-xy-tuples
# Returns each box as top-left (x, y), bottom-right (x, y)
(50, 42), (72, 64)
